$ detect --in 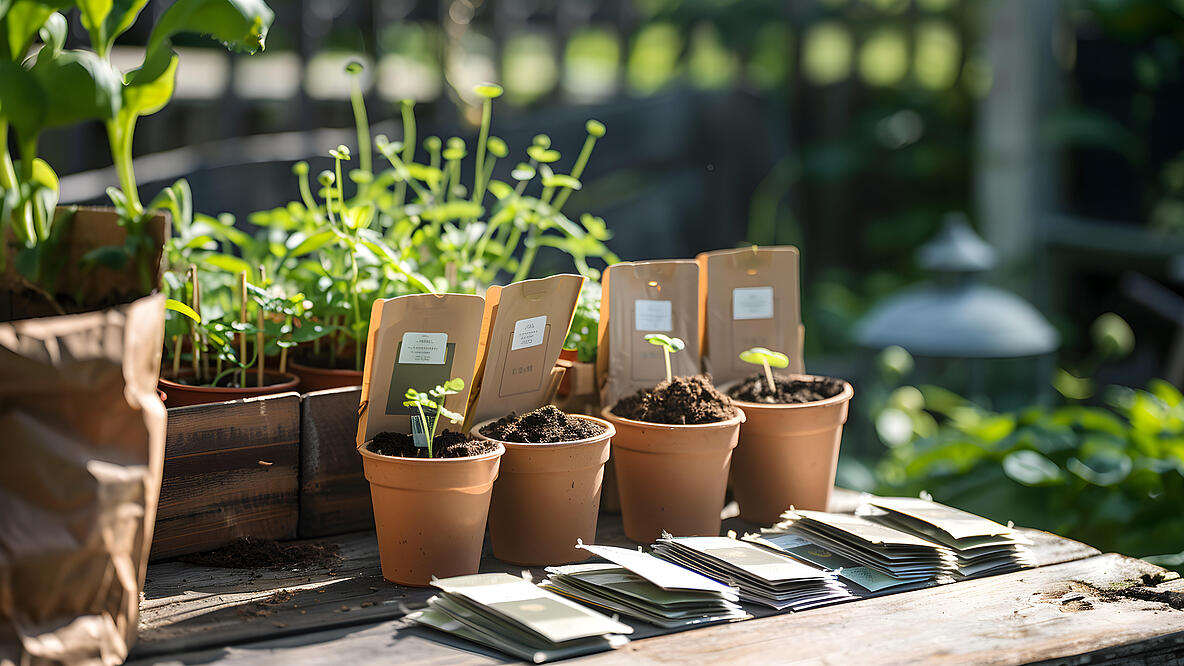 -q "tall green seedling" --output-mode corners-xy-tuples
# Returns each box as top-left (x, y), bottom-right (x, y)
(403, 378), (466, 458)
(644, 333), (685, 384)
